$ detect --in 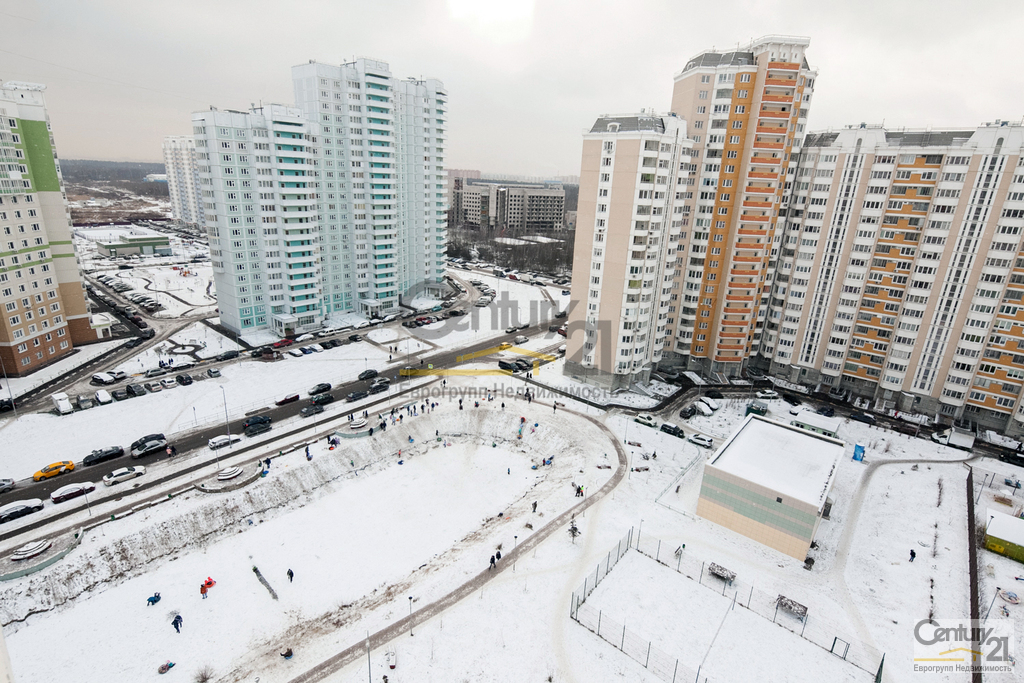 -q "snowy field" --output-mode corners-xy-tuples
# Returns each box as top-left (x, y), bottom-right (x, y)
(3, 392), (617, 683)
(94, 266), (216, 318)
(112, 321), (241, 373)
